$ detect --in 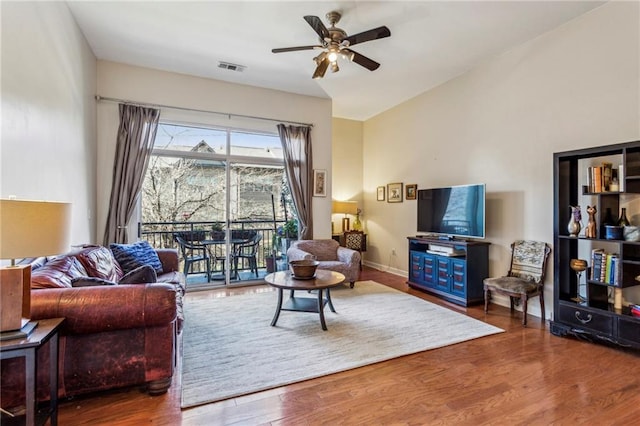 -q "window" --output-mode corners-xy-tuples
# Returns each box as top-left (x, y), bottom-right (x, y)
(142, 122), (295, 225)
